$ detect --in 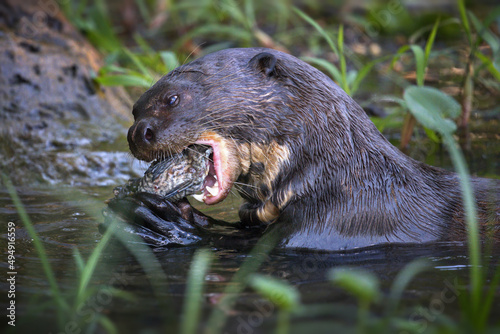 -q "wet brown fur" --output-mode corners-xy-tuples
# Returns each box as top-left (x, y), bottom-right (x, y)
(128, 48), (500, 250)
